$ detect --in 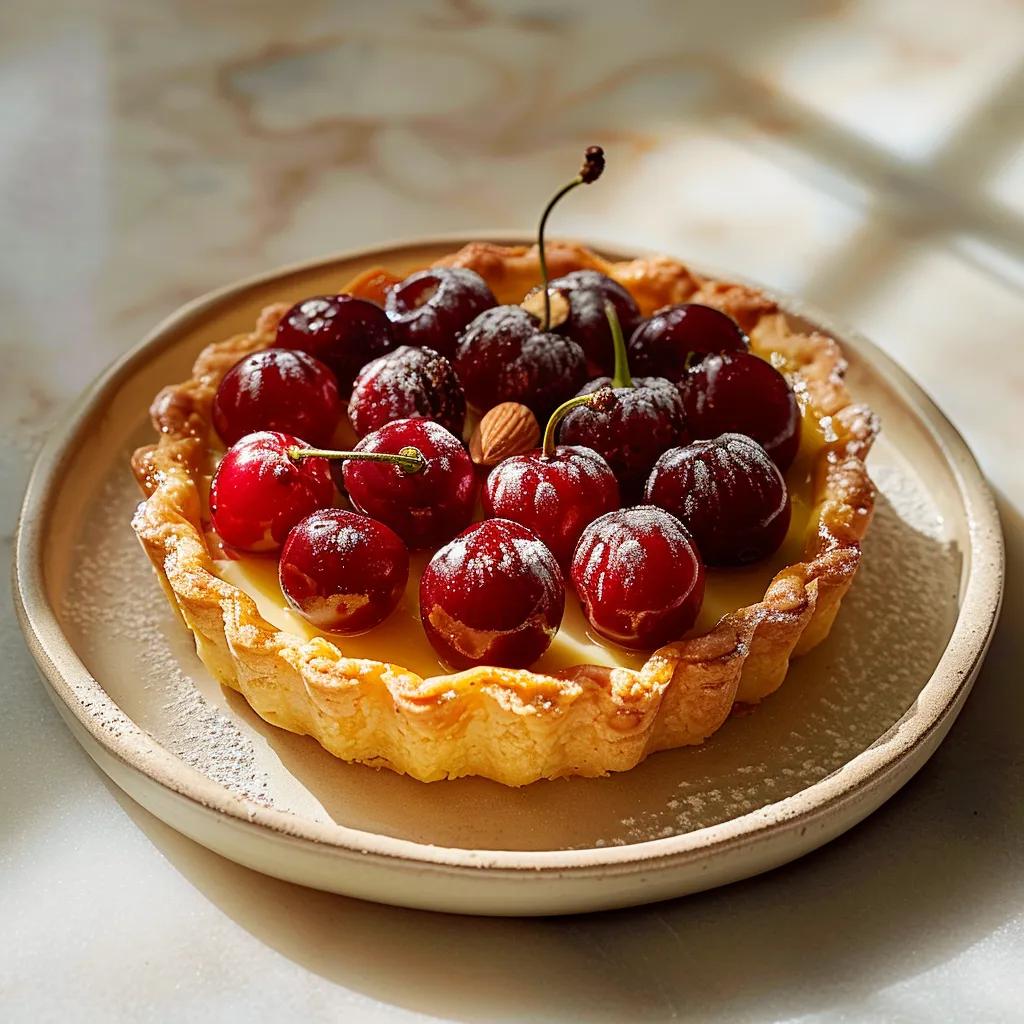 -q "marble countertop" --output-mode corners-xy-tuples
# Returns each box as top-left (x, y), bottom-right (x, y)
(3, 1), (1022, 1021)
